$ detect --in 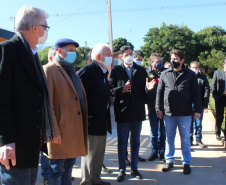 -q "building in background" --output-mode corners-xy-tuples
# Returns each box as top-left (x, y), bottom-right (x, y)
(0, 28), (14, 42)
